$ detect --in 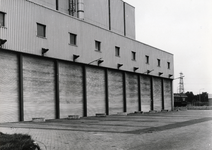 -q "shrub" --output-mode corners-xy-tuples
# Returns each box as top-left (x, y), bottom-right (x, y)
(0, 132), (40, 150)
